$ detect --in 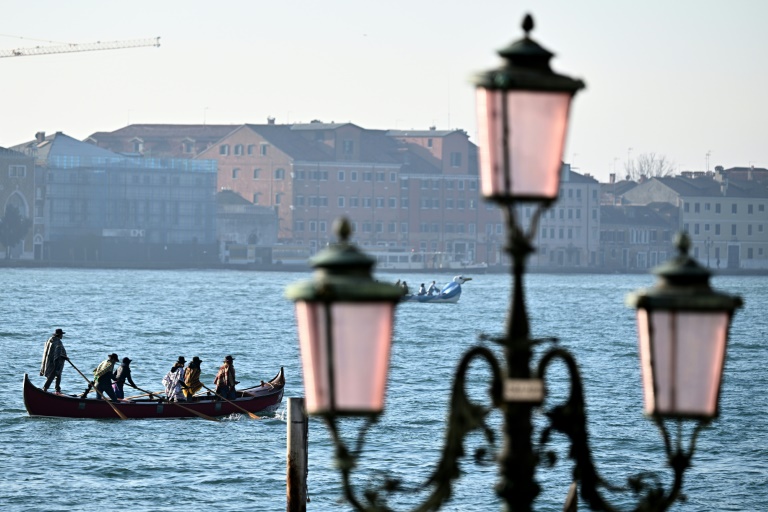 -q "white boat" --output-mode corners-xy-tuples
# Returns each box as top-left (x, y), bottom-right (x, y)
(401, 276), (472, 304)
